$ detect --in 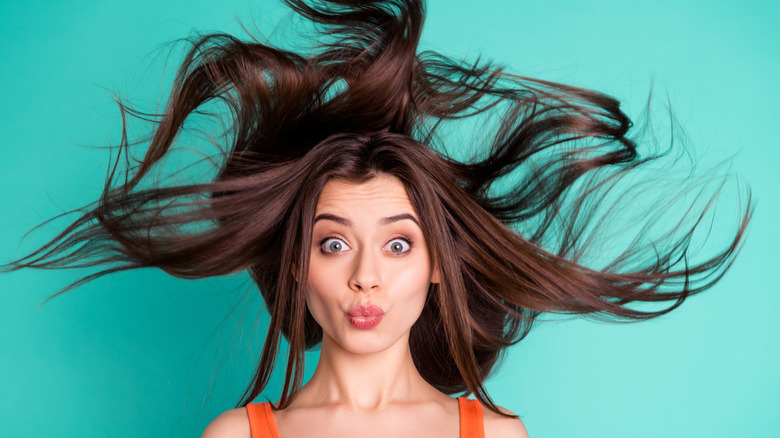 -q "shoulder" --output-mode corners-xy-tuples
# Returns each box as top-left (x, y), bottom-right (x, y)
(482, 404), (530, 438)
(201, 407), (251, 438)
